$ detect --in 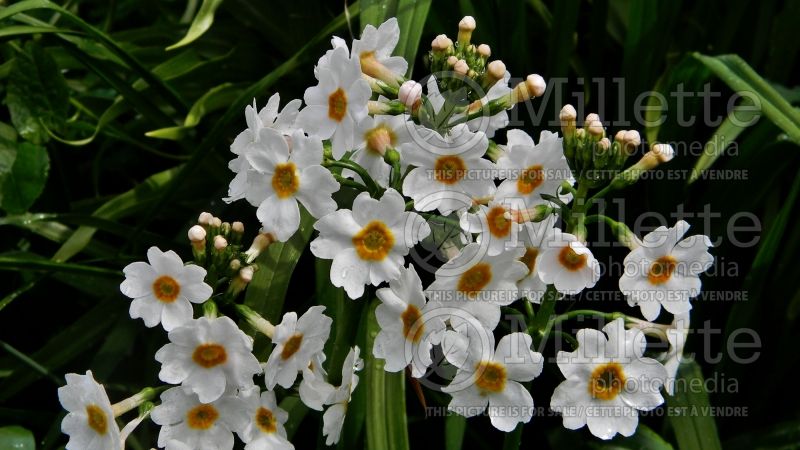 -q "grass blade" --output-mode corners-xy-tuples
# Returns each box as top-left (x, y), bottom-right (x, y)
(166, 0), (224, 51)
(666, 360), (722, 450)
